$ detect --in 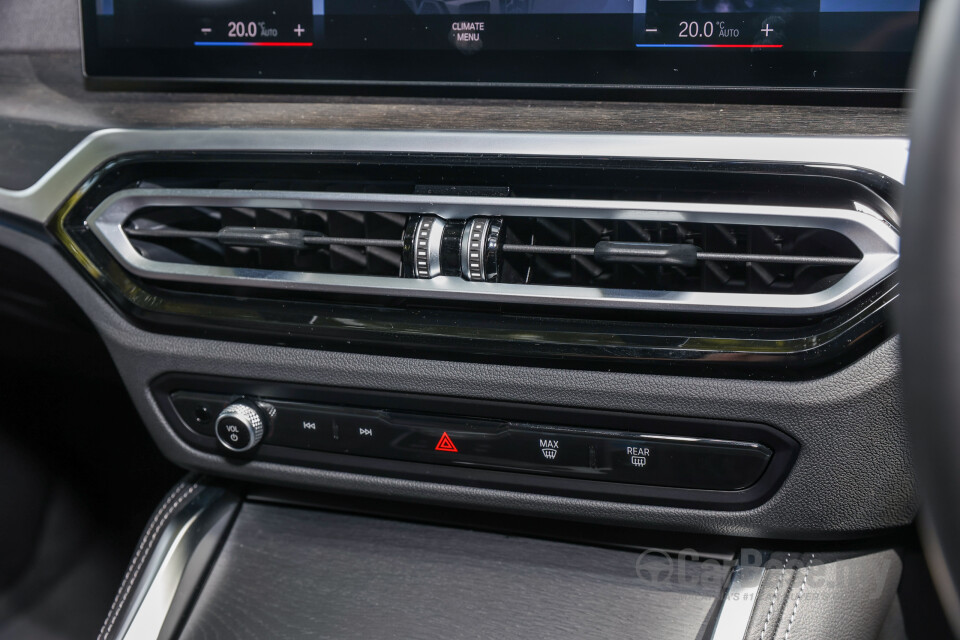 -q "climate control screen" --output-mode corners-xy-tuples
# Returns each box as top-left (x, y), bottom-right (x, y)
(82, 1), (923, 90)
